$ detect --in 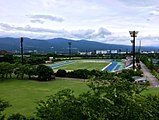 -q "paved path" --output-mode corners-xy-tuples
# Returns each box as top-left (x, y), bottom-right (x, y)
(140, 62), (159, 87)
